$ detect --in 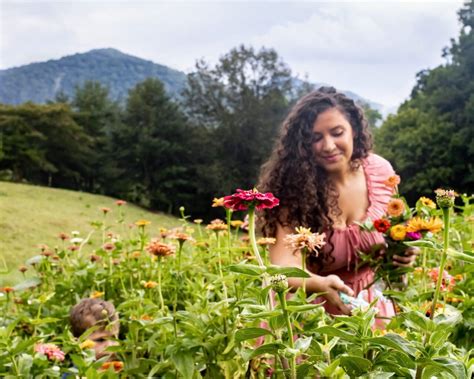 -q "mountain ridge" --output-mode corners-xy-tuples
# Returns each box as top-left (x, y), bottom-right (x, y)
(0, 48), (389, 113)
